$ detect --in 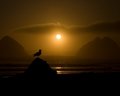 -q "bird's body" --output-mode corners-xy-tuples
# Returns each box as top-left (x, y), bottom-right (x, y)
(34, 49), (41, 57)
